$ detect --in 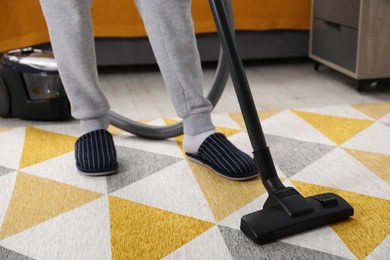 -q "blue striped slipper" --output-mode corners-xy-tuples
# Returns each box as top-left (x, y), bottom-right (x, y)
(75, 129), (118, 176)
(186, 133), (258, 180)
